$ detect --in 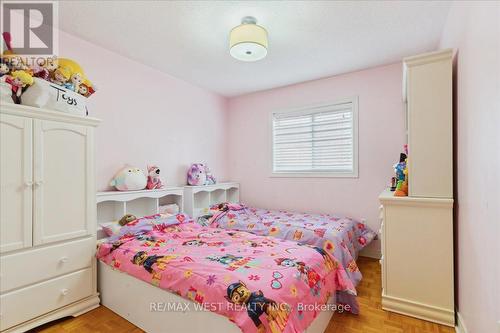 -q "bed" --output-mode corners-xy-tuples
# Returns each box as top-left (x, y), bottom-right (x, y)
(199, 203), (376, 312)
(96, 204), (356, 333)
